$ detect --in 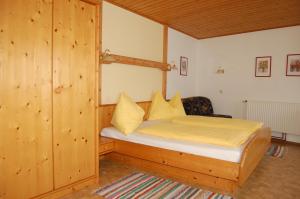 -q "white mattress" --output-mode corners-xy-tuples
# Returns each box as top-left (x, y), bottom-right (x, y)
(101, 120), (250, 163)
